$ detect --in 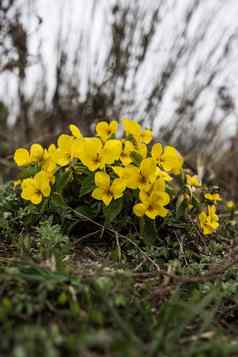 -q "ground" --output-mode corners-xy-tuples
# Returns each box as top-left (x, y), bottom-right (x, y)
(1, 183), (238, 356)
